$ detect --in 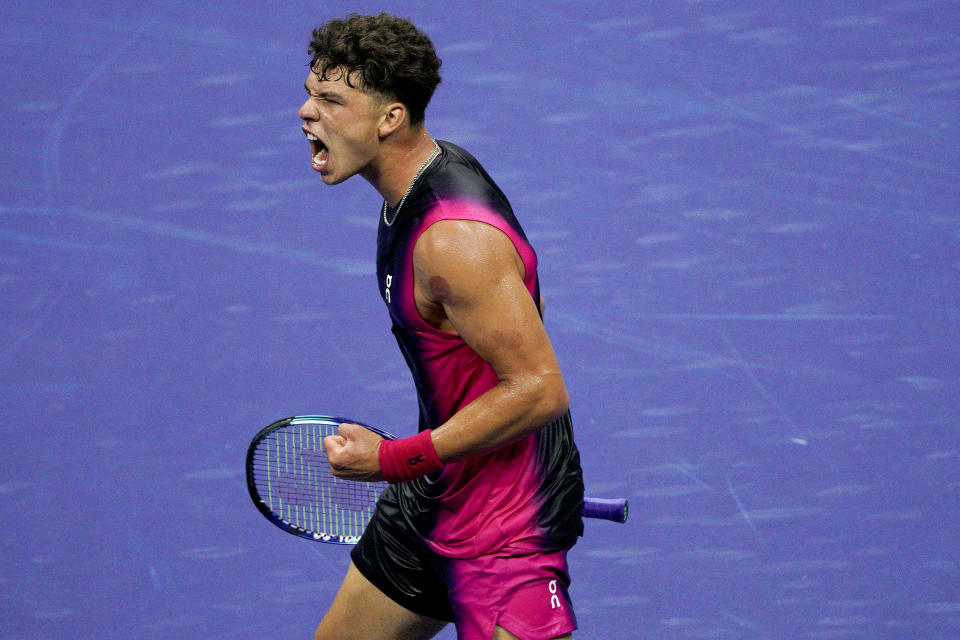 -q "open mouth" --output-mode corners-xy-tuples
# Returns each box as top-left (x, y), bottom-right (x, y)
(305, 131), (328, 171)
